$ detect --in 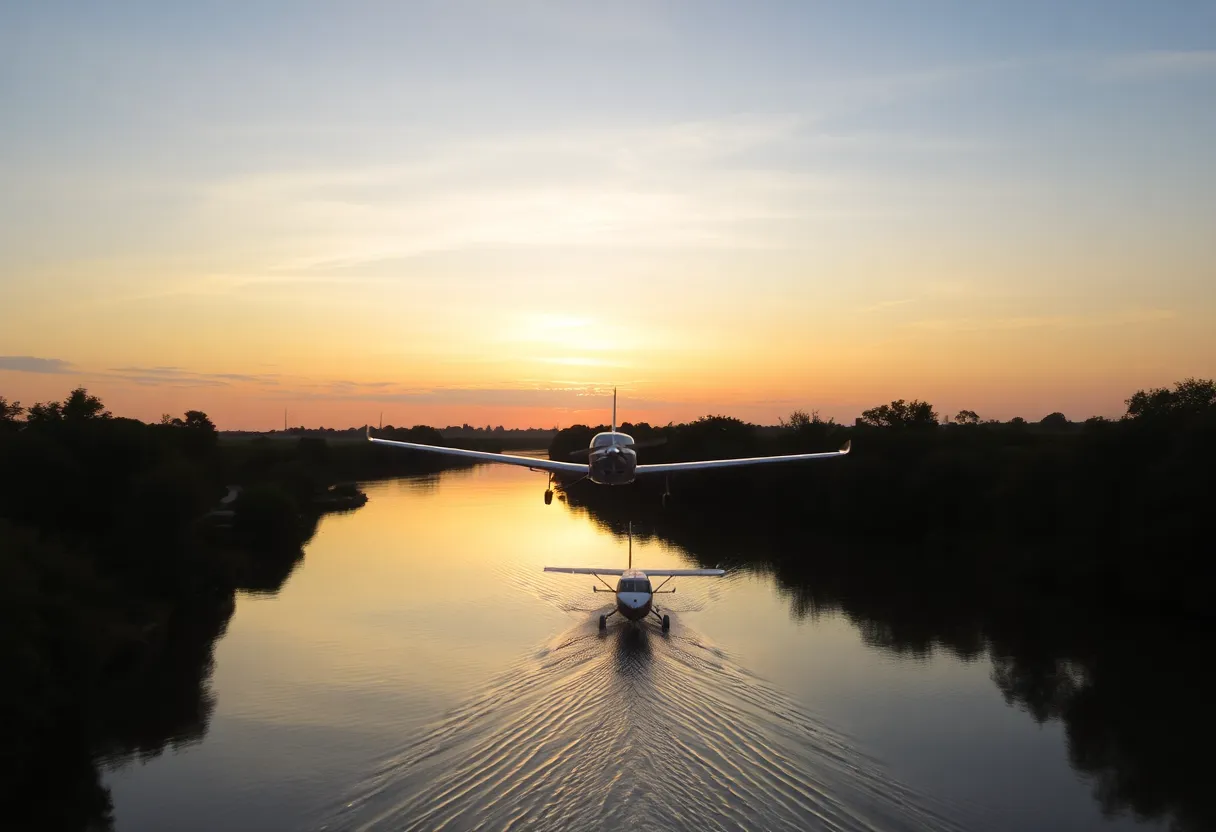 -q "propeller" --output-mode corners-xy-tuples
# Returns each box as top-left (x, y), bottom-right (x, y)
(566, 436), (667, 459)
